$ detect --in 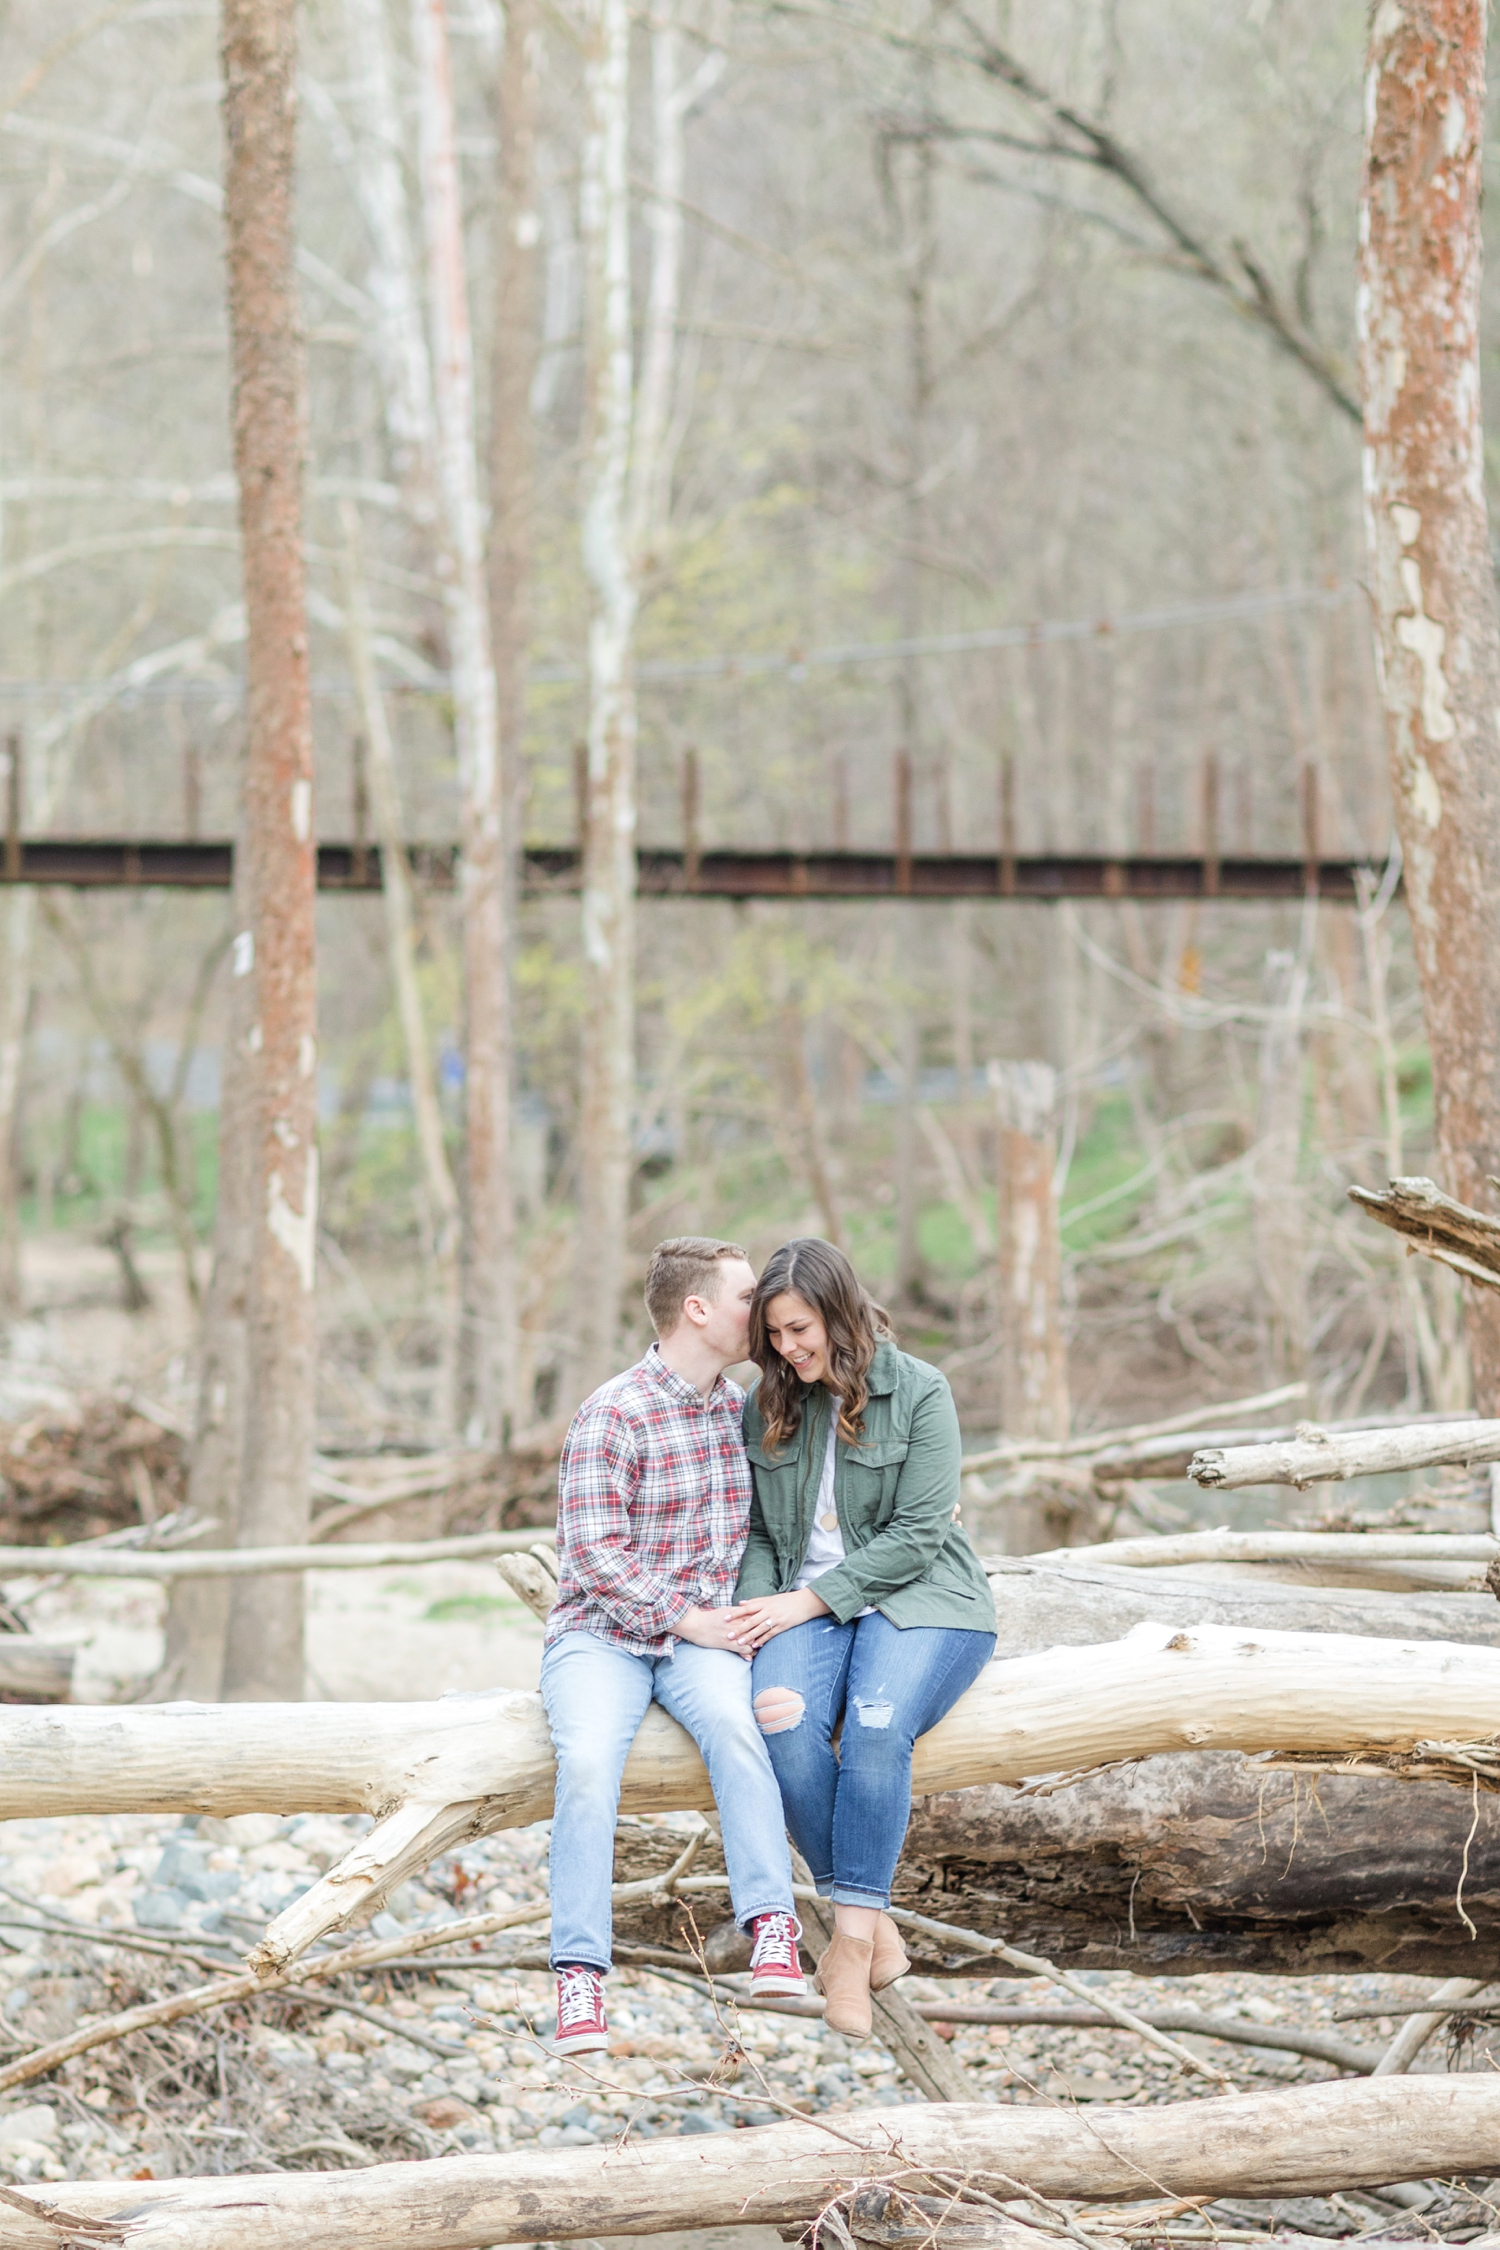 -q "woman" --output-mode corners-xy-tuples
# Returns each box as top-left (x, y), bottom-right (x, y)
(730, 1238), (996, 2039)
